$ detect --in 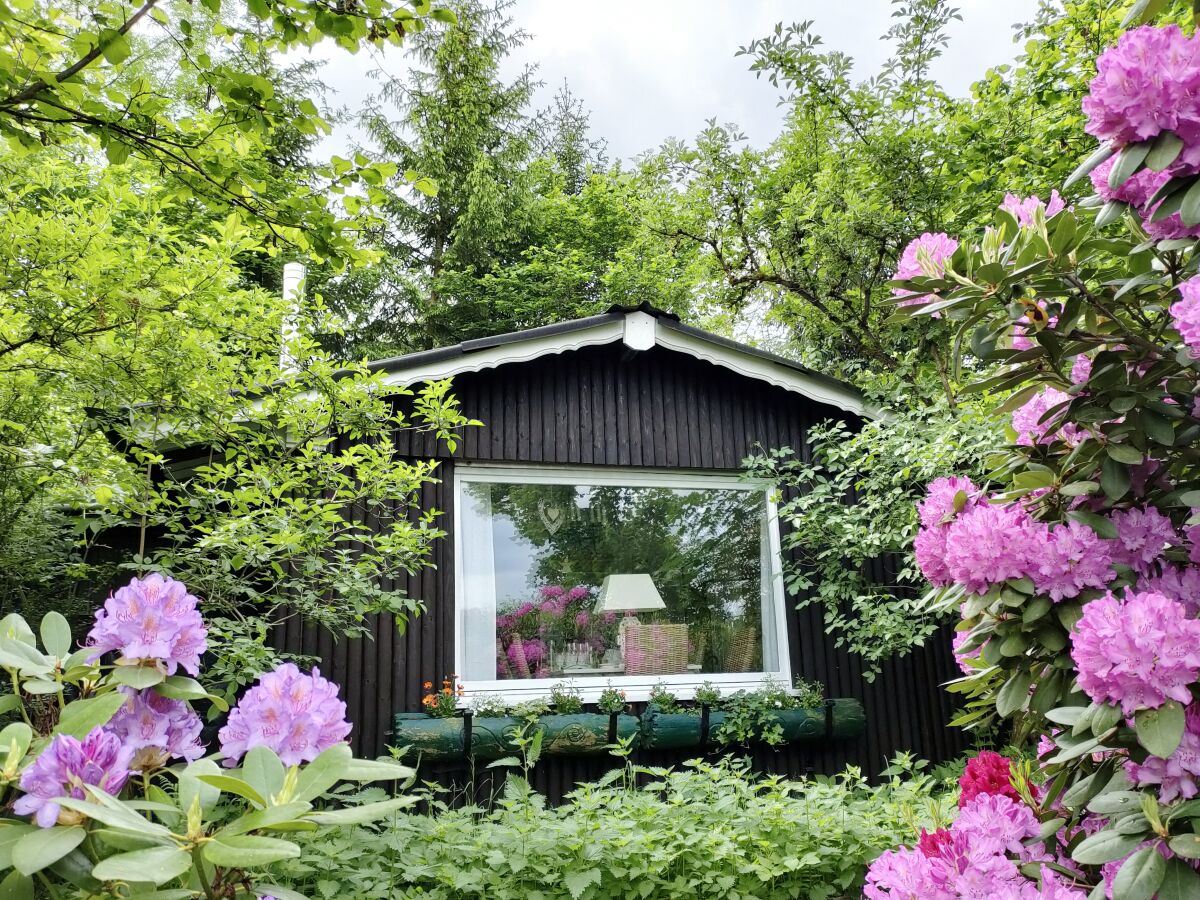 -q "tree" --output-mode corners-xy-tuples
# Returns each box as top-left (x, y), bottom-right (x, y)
(536, 82), (608, 196)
